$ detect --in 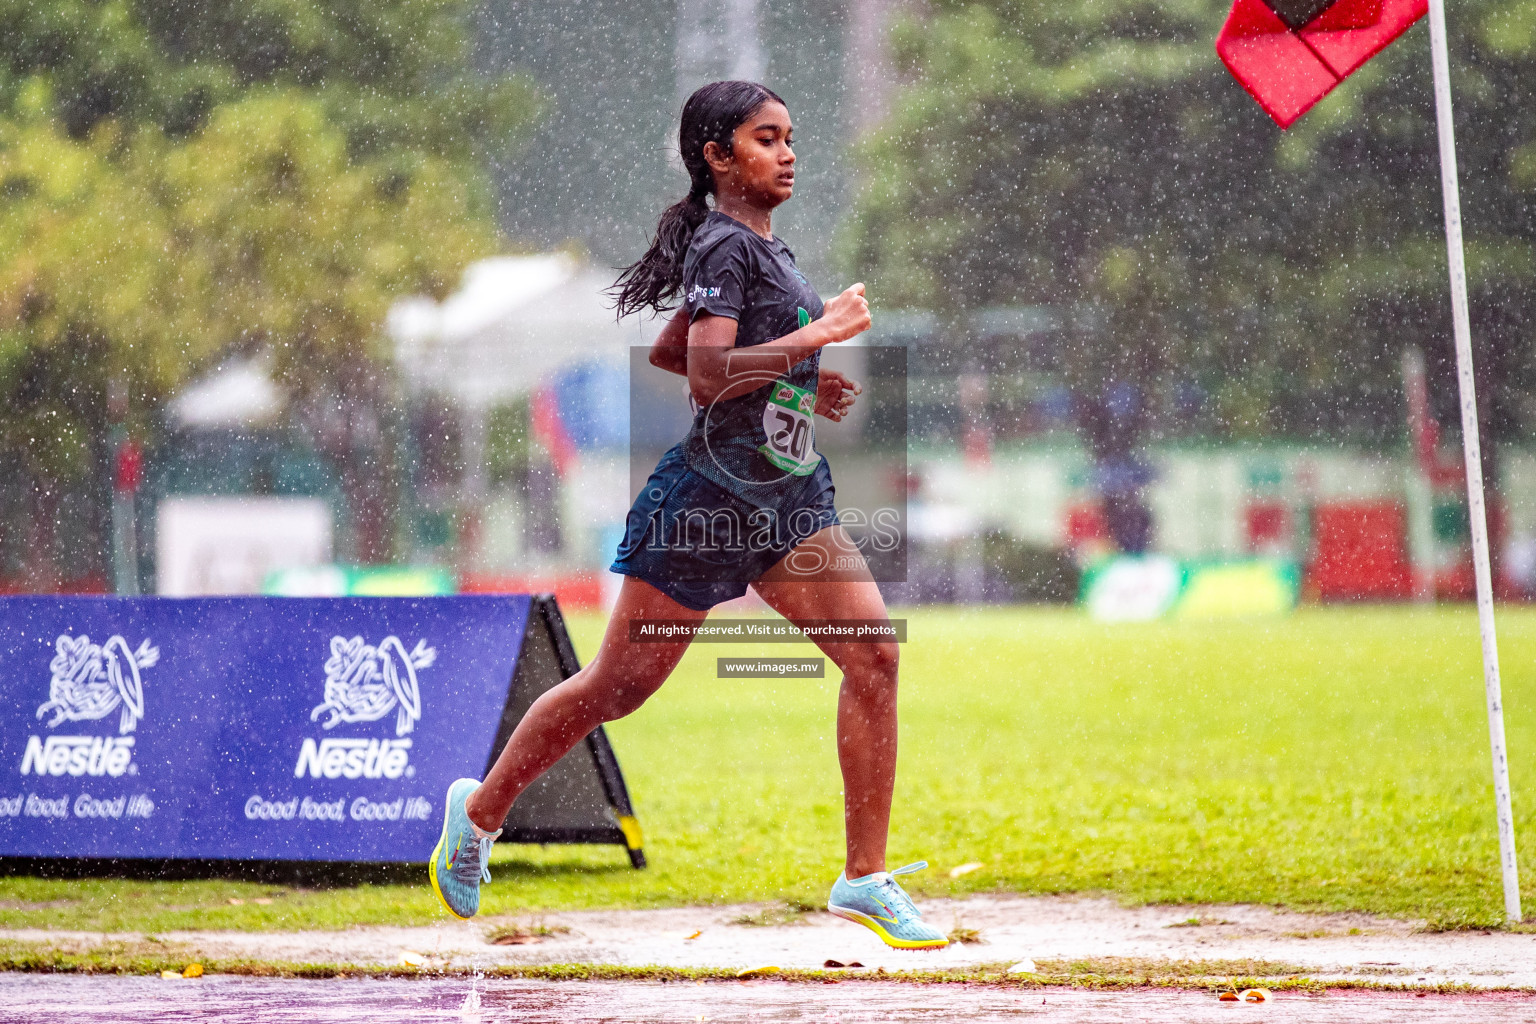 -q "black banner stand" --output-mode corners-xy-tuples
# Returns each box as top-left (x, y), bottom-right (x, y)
(489, 595), (646, 868)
